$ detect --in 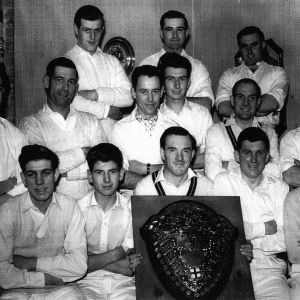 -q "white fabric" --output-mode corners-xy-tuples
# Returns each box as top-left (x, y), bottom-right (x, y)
(212, 167), (289, 300)
(0, 117), (27, 196)
(19, 104), (107, 199)
(110, 108), (174, 170)
(279, 127), (300, 173)
(160, 99), (213, 152)
(134, 167), (212, 196)
(205, 116), (280, 181)
(140, 48), (214, 104)
(216, 61), (288, 125)
(0, 191), (87, 289)
(77, 191), (135, 300)
(65, 45), (133, 120)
